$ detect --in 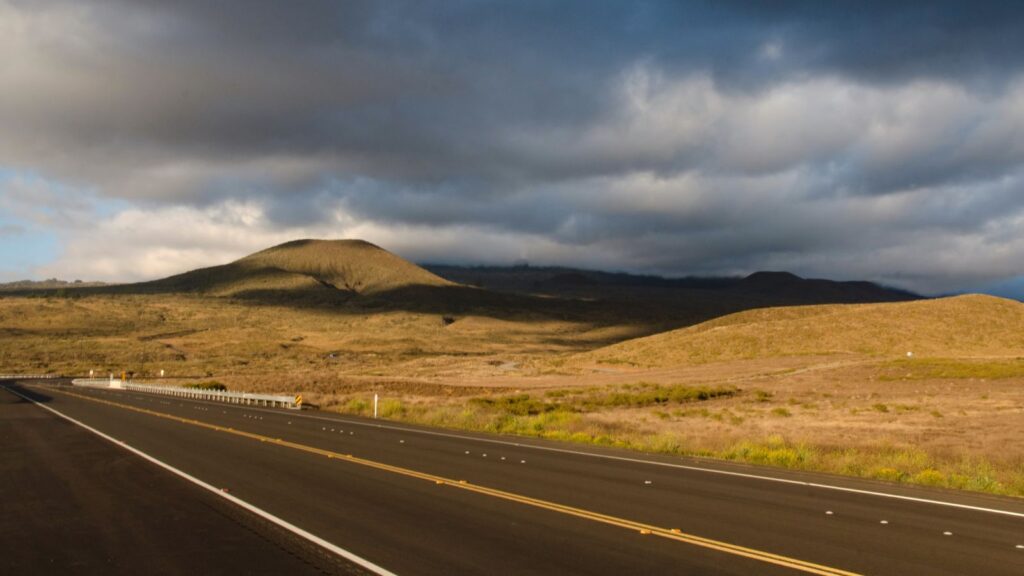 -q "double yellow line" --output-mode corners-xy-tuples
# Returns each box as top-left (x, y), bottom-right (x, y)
(53, 387), (860, 576)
